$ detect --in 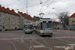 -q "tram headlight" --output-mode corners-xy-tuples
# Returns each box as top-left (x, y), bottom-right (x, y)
(50, 29), (52, 30)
